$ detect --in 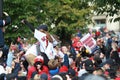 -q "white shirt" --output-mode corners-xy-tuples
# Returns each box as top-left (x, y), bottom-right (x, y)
(78, 69), (88, 77)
